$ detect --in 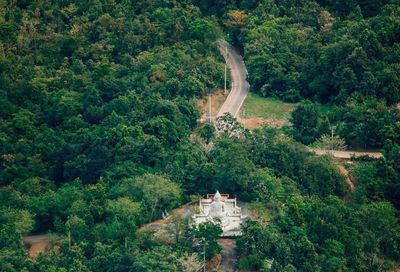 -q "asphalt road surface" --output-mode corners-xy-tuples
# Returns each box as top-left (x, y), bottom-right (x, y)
(217, 40), (250, 118)
(215, 40), (383, 161)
